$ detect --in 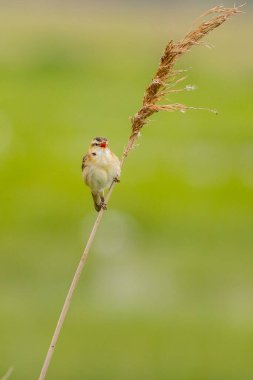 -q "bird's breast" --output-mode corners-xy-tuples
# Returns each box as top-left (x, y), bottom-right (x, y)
(96, 149), (112, 165)
(83, 148), (120, 192)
